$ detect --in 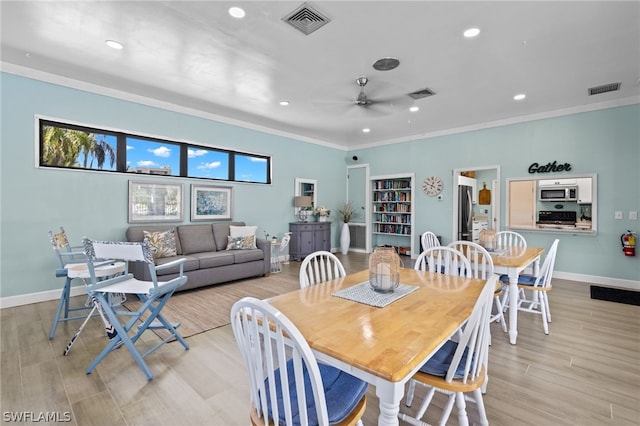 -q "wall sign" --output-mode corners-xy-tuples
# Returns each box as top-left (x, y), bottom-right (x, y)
(528, 161), (572, 174)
